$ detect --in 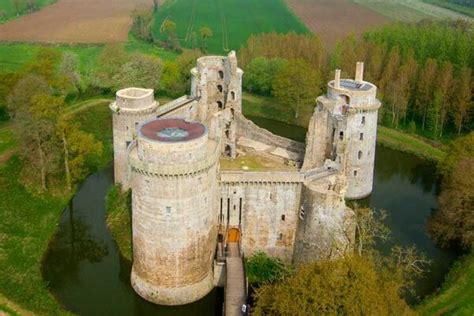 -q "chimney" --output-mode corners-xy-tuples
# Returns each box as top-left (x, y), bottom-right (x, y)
(355, 62), (364, 82)
(334, 69), (341, 89)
